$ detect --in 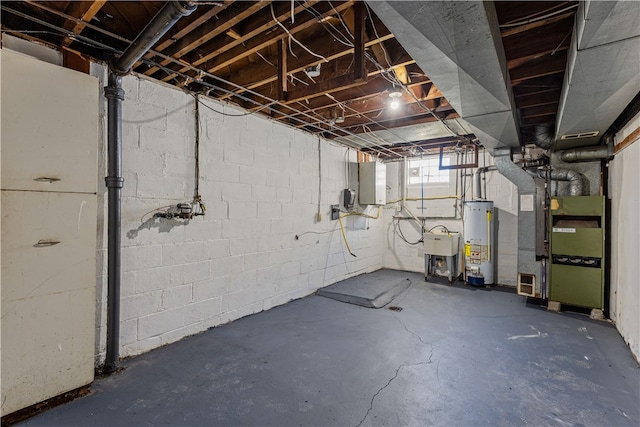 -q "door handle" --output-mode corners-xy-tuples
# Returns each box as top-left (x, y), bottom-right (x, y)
(34, 239), (61, 247)
(34, 177), (61, 183)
